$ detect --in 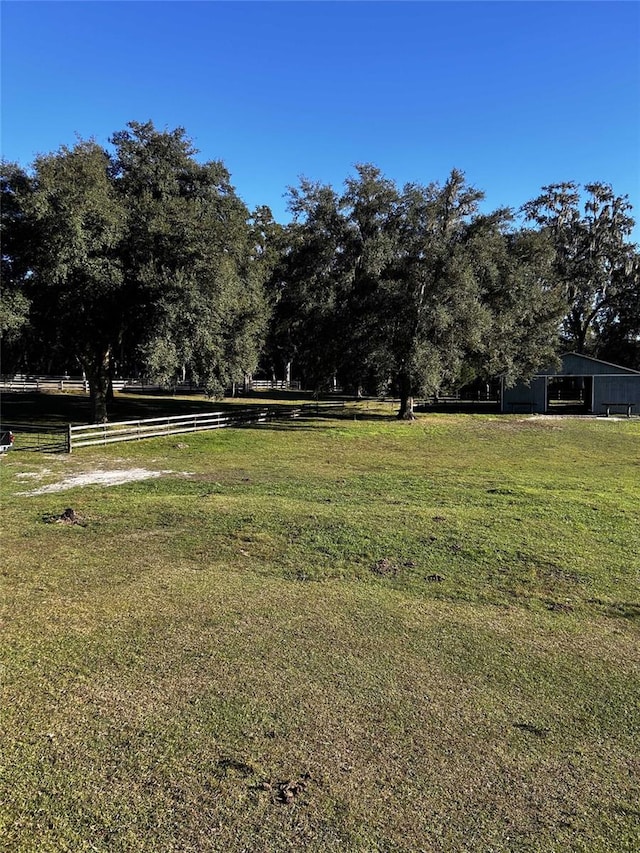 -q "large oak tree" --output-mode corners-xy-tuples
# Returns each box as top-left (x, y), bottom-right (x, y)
(1, 122), (269, 422)
(271, 166), (565, 417)
(522, 182), (639, 357)
(4, 141), (126, 421)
